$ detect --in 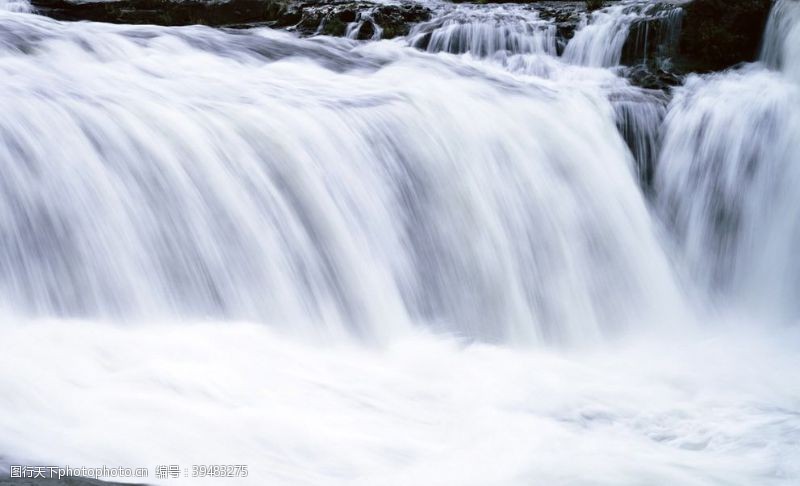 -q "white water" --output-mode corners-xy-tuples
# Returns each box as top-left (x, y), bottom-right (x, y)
(0, 0), (798, 484)
(408, 5), (557, 58)
(2, 320), (800, 485)
(656, 0), (800, 319)
(762, 0), (800, 80)
(563, 0), (683, 68)
(563, 3), (640, 67)
(0, 10), (682, 344)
